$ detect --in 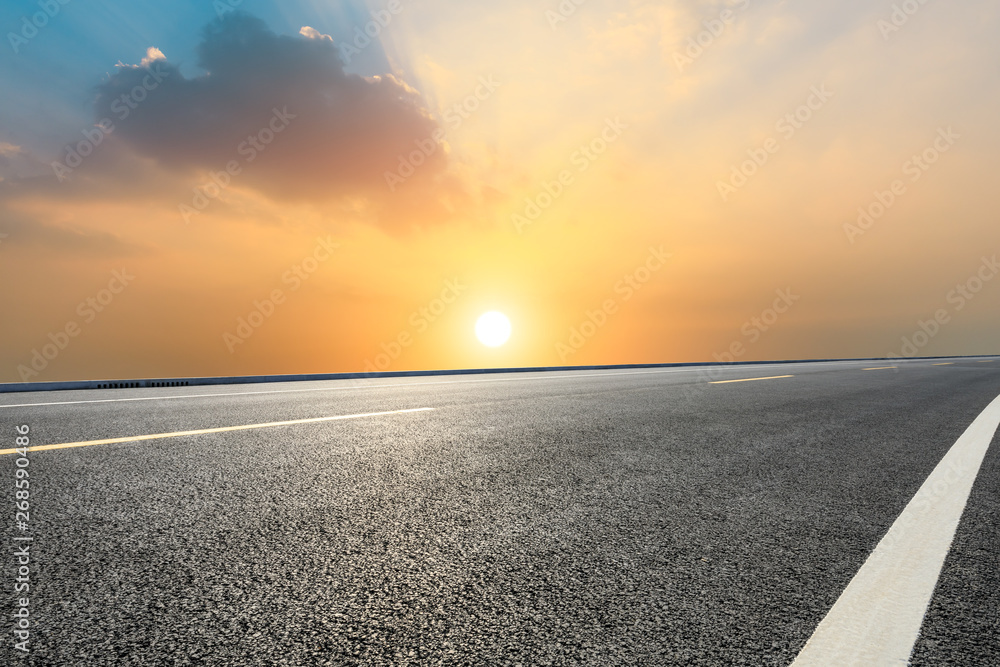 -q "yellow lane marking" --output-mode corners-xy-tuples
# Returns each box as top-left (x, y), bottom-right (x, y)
(709, 375), (794, 385)
(862, 367), (897, 371)
(0, 408), (434, 456)
(0, 361), (868, 410)
(932, 363), (954, 366)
